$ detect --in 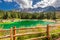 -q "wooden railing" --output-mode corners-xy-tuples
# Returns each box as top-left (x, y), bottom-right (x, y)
(0, 25), (50, 40)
